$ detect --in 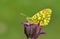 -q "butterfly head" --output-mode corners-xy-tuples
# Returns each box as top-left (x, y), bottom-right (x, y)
(26, 17), (33, 24)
